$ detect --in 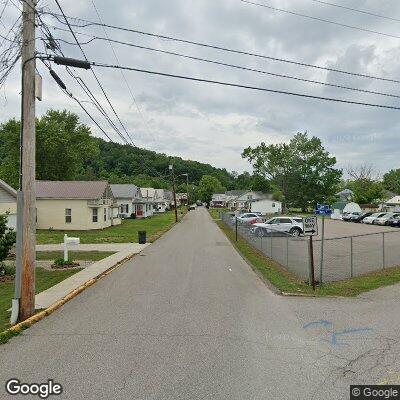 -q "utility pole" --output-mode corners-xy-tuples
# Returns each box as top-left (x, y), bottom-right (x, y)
(18, 0), (36, 321)
(169, 165), (178, 222)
